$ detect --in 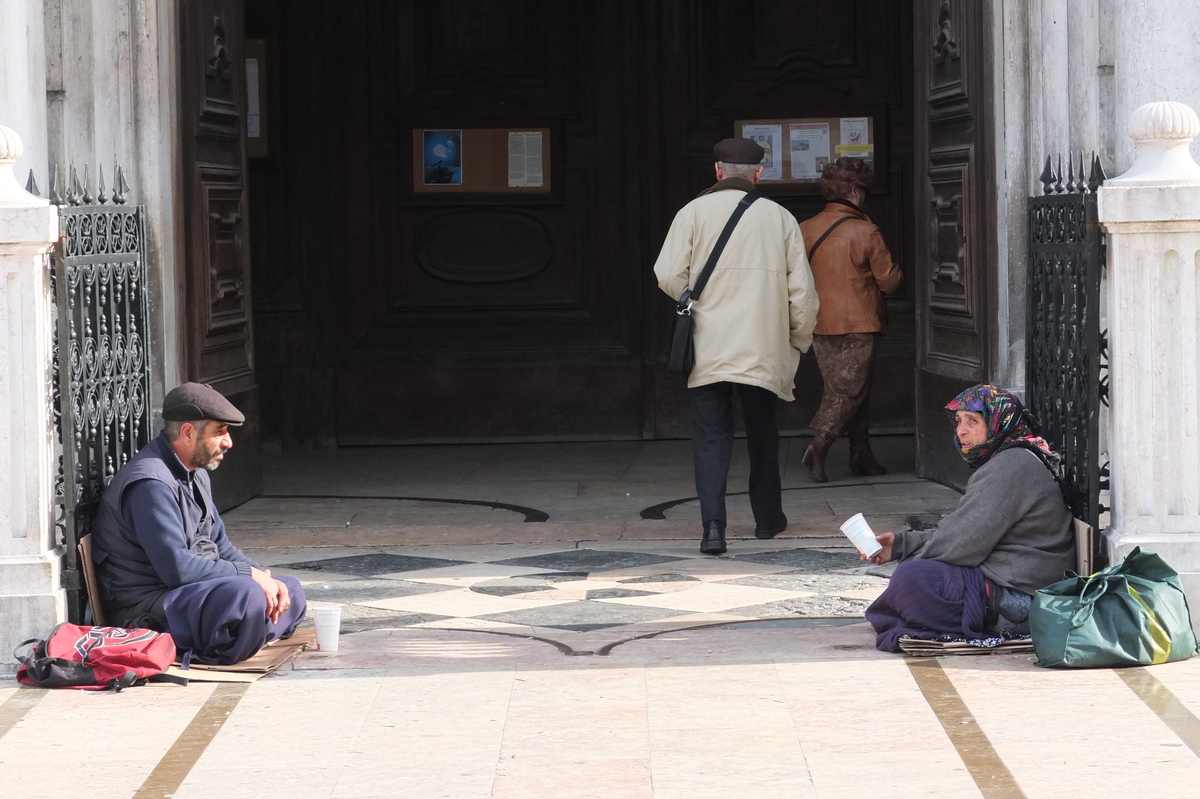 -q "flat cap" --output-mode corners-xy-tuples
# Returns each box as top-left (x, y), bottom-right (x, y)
(714, 137), (765, 165)
(162, 382), (245, 426)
